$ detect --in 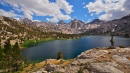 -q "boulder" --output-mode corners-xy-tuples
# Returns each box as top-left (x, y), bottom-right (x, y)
(112, 55), (130, 65)
(88, 62), (124, 73)
(45, 64), (56, 72)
